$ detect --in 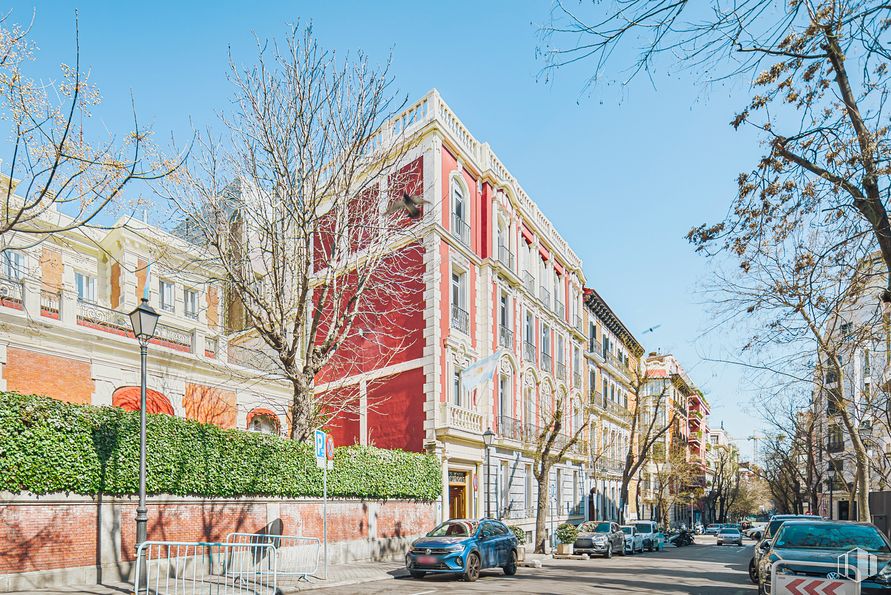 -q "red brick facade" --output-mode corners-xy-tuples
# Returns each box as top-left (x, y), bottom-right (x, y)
(0, 495), (435, 583)
(2, 347), (94, 405)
